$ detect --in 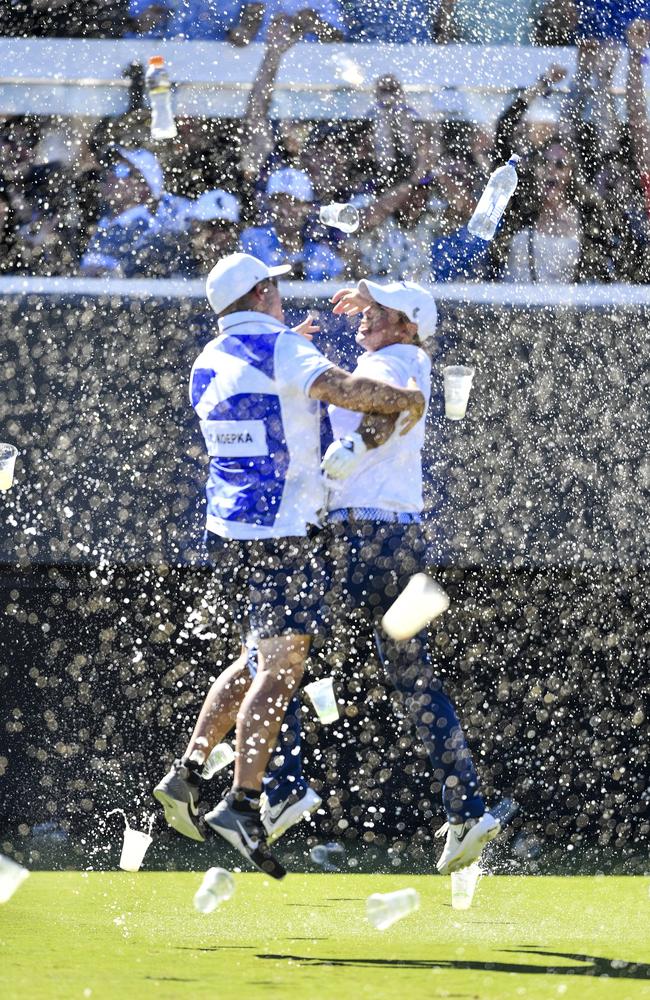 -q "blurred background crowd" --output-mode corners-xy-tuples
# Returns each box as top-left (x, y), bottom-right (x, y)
(2, 1), (650, 282)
